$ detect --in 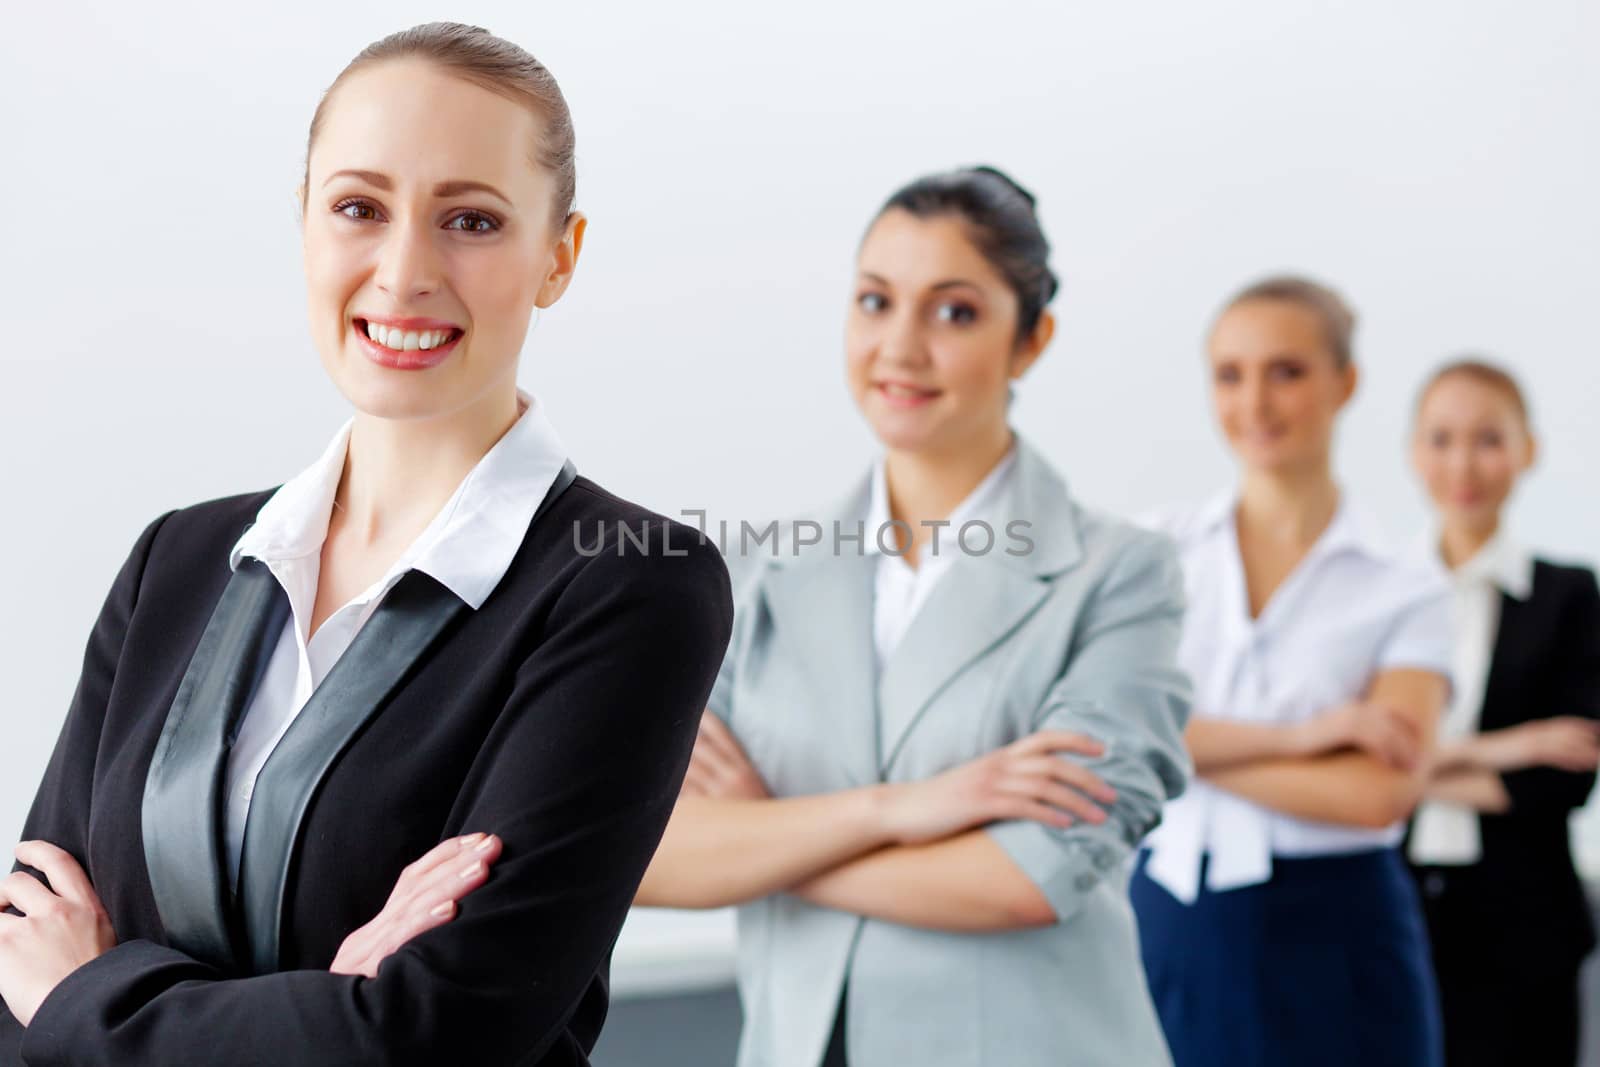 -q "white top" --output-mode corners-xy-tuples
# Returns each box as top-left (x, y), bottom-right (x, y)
(221, 389), (568, 887)
(863, 442), (1018, 671)
(1137, 487), (1453, 904)
(1406, 529), (1535, 865)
